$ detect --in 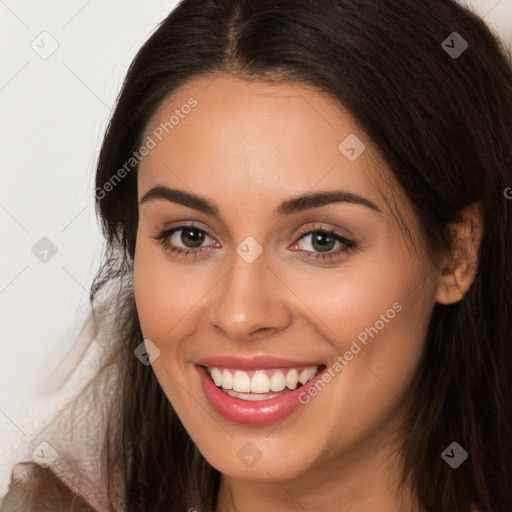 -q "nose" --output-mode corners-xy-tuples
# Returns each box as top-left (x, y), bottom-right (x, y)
(208, 253), (292, 343)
